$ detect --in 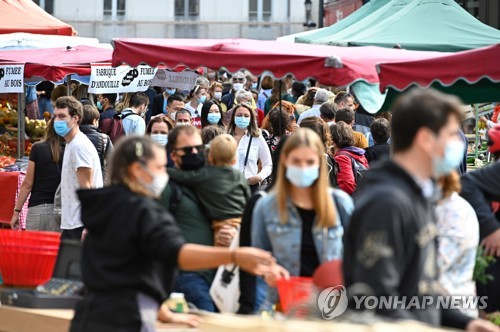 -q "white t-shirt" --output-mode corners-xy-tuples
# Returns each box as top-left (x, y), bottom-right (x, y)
(61, 131), (103, 230)
(234, 133), (272, 181)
